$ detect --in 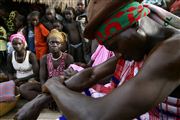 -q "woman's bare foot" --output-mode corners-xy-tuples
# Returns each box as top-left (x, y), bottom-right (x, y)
(14, 94), (52, 120)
